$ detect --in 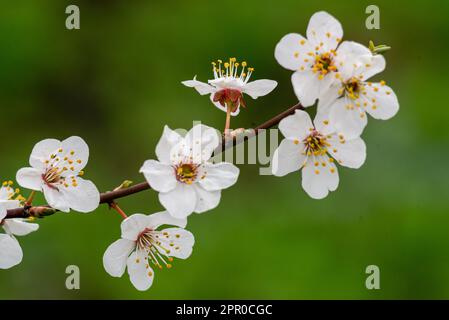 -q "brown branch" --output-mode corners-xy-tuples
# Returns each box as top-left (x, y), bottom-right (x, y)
(4, 102), (304, 220)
